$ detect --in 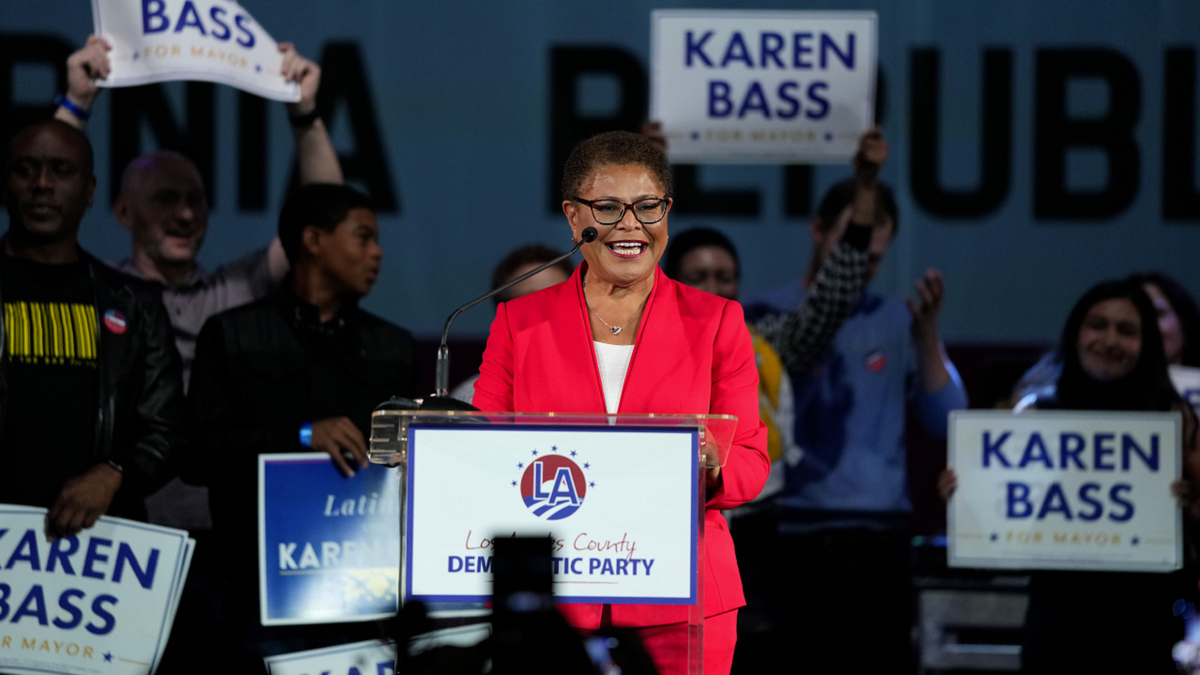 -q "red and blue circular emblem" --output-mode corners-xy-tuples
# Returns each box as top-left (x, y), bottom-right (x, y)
(103, 310), (127, 335)
(865, 349), (887, 373)
(518, 450), (588, 521)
